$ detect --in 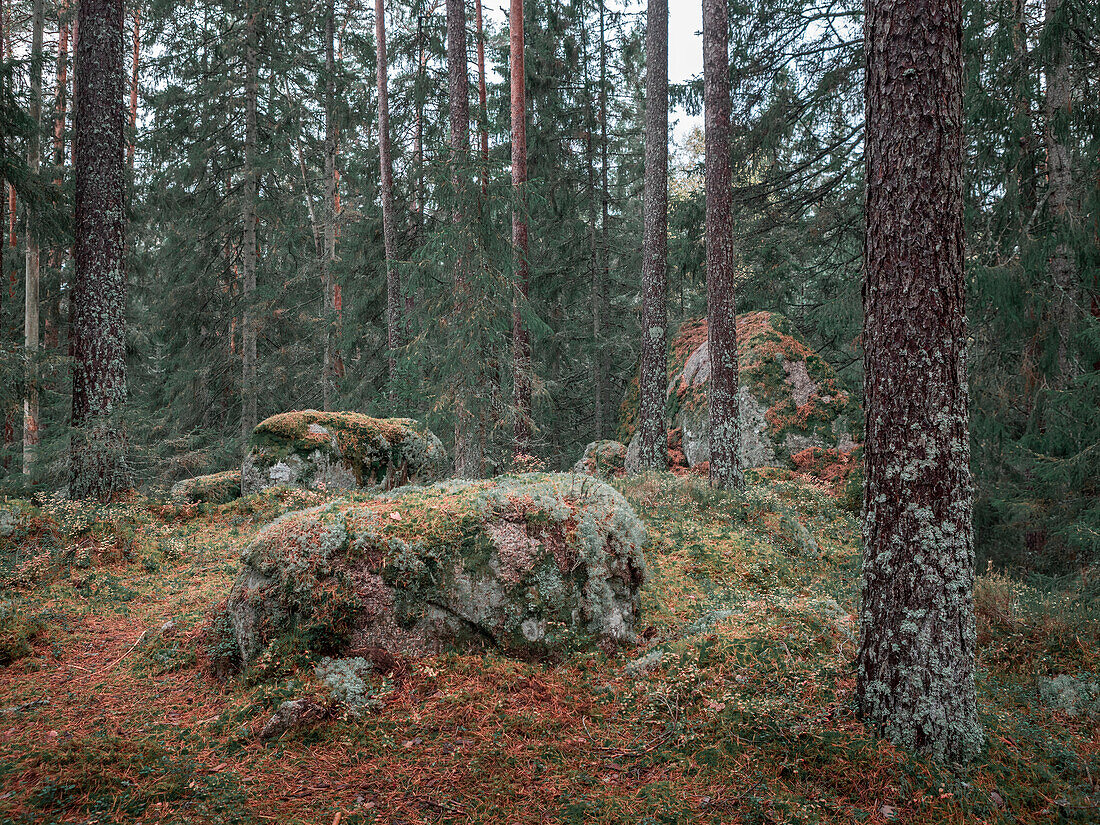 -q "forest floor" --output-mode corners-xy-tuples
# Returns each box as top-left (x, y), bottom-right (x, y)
(0, 472), (1097, 824)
